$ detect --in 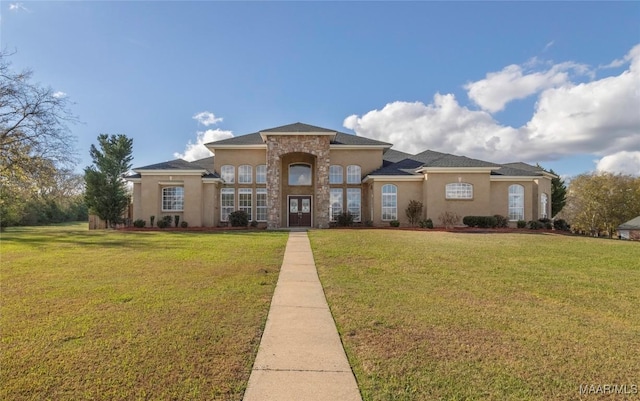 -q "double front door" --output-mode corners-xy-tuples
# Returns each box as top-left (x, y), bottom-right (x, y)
(289, 196), (312, 227)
